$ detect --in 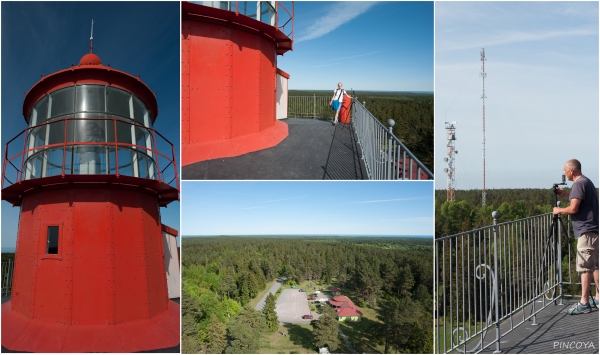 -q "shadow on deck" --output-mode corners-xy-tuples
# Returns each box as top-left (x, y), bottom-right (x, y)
(182, 118), (367, 180)
(478, 300), (599, 354)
